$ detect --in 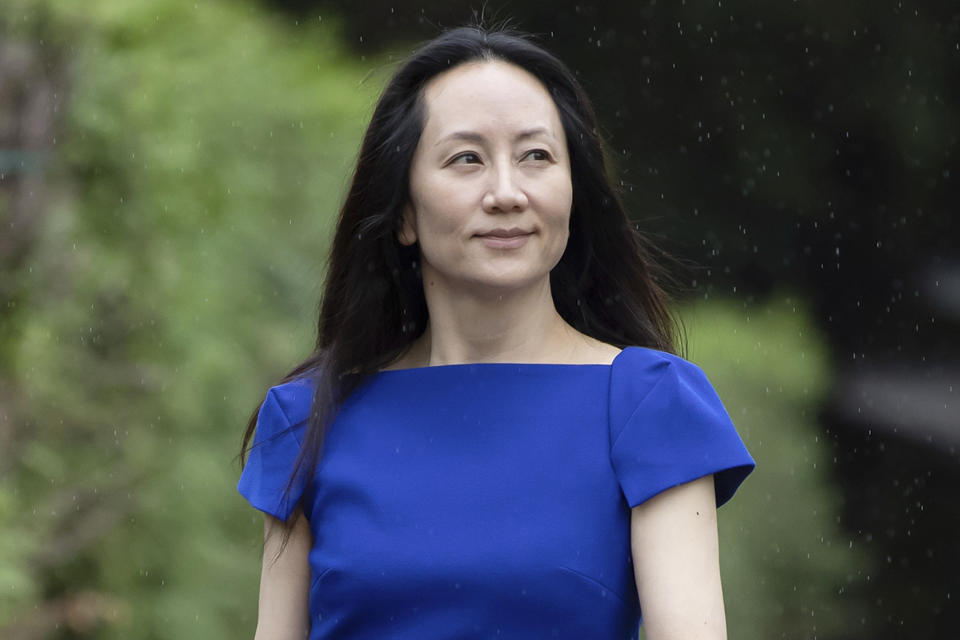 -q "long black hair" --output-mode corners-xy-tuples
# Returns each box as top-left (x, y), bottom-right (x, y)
(240, 23), (684, 533)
